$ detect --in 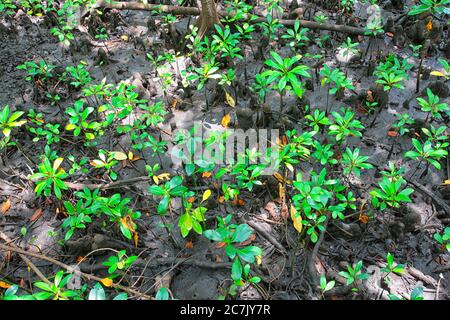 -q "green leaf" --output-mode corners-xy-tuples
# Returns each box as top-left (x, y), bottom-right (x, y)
(155, 287), (170, 300)
(231, 258), (243, 281)
(231, 224), (253, 243)
(148, 185), (165, 196)
(237, 246), (262, 263)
